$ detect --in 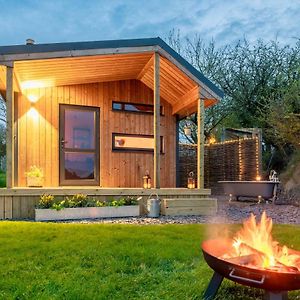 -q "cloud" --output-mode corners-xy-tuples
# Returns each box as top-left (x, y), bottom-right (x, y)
(0, 0), (299, 46)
